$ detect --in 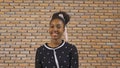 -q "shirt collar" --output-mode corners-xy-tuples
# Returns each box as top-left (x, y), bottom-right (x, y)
(44, 40), (65, 50)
